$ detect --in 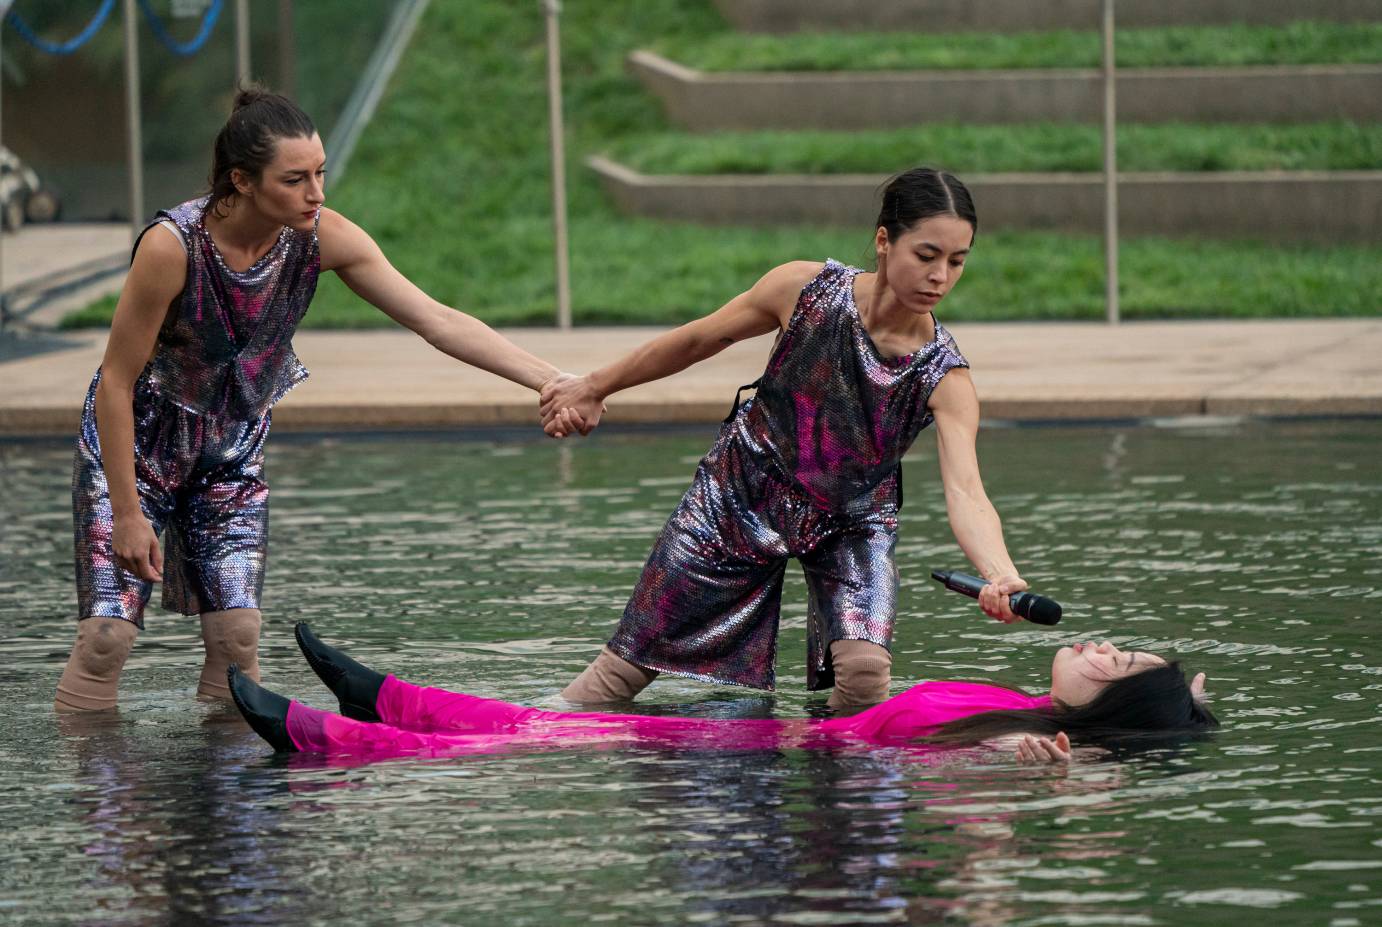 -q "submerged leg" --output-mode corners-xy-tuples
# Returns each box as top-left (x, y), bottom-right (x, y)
(561, 646), (660, 704)
(55, 617), (140, 712)
(294, 622), (387, 722)
(826, 639), (893, 710)
(198, 608), (263, 700)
